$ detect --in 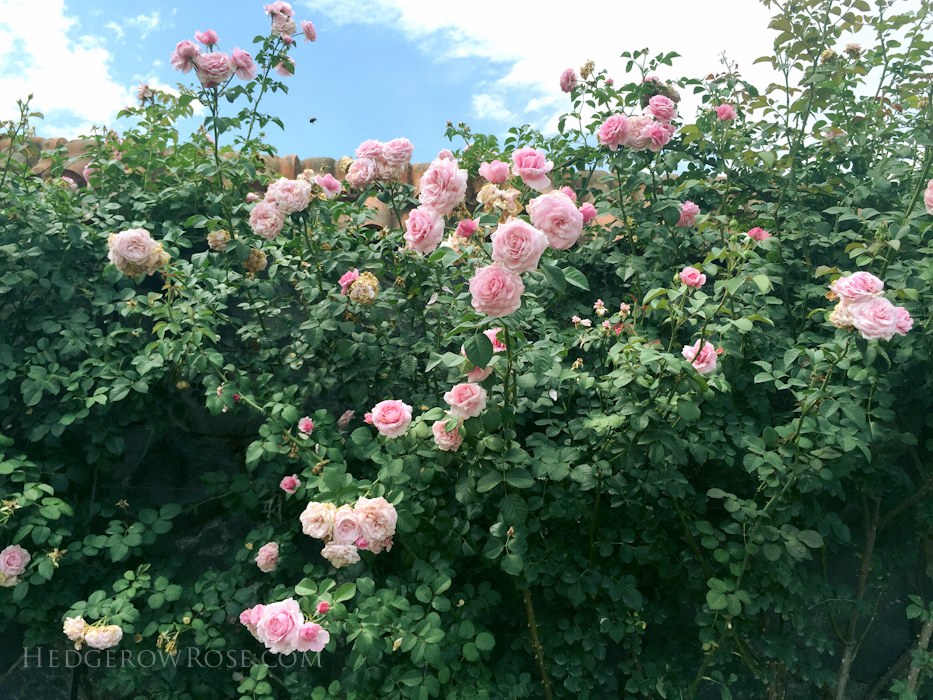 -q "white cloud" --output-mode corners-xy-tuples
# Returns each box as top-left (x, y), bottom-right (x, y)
(107, 11), (163, 40)
(472, 93), (515, 123)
